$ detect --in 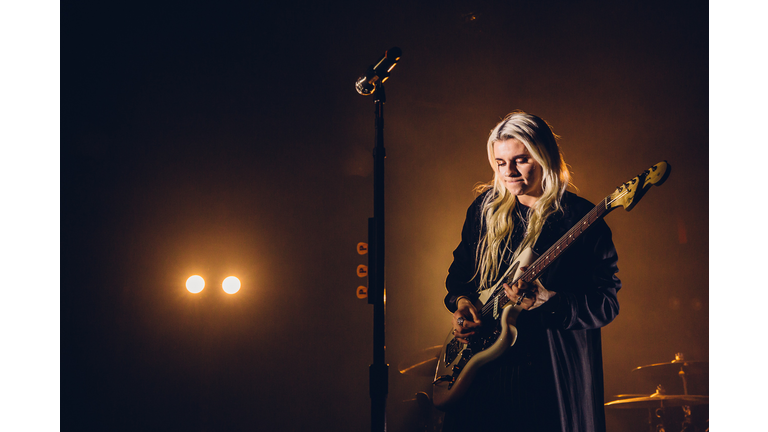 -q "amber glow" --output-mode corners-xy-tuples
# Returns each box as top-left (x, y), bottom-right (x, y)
(222, 276), (241, 294)
(186, 275), (205, 293)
